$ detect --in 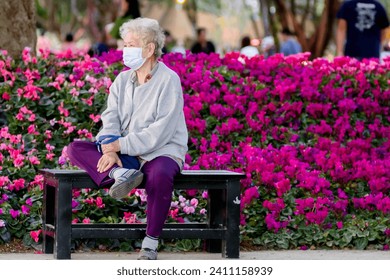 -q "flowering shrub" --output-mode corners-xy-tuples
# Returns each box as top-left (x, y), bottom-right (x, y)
(1, 48), (390, 251)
